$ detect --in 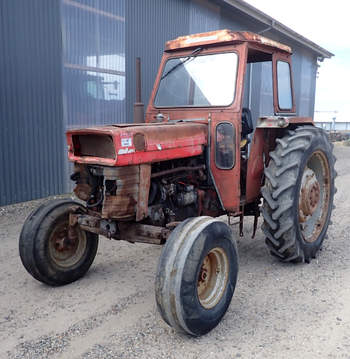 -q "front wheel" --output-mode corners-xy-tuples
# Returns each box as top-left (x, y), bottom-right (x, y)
(19, 199), (98, 286)
(155, 217), (239, 336)
(261, 126), (336, 263)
